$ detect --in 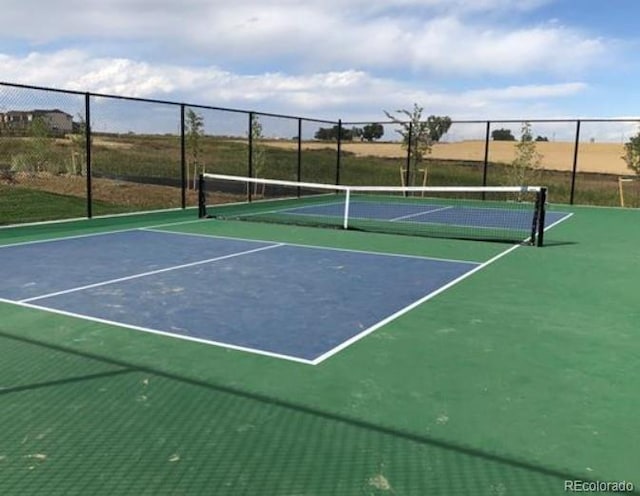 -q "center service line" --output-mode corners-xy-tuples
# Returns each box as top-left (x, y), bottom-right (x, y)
(20, 243), (284, 303)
